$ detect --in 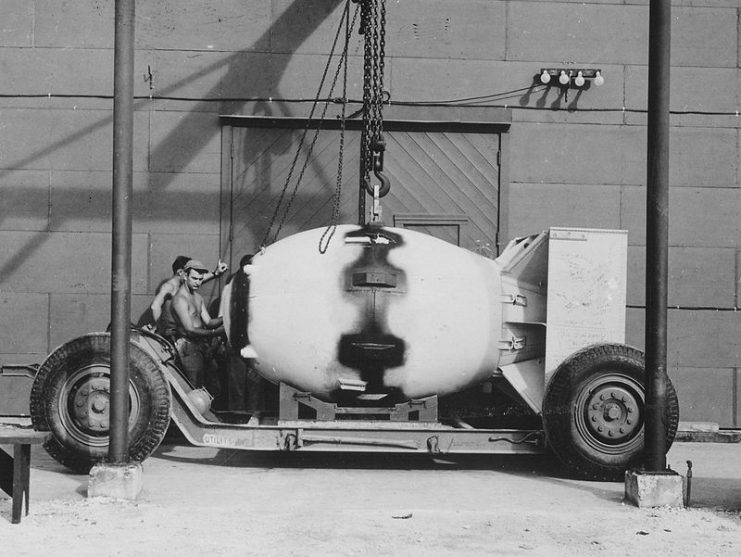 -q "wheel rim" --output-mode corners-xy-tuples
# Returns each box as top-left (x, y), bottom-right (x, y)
(58, 364), (141, 448)
(575, 372), (644, 455)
